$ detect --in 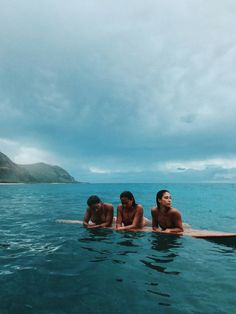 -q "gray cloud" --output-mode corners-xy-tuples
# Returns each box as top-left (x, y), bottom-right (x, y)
(1, 0), (236, 181)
